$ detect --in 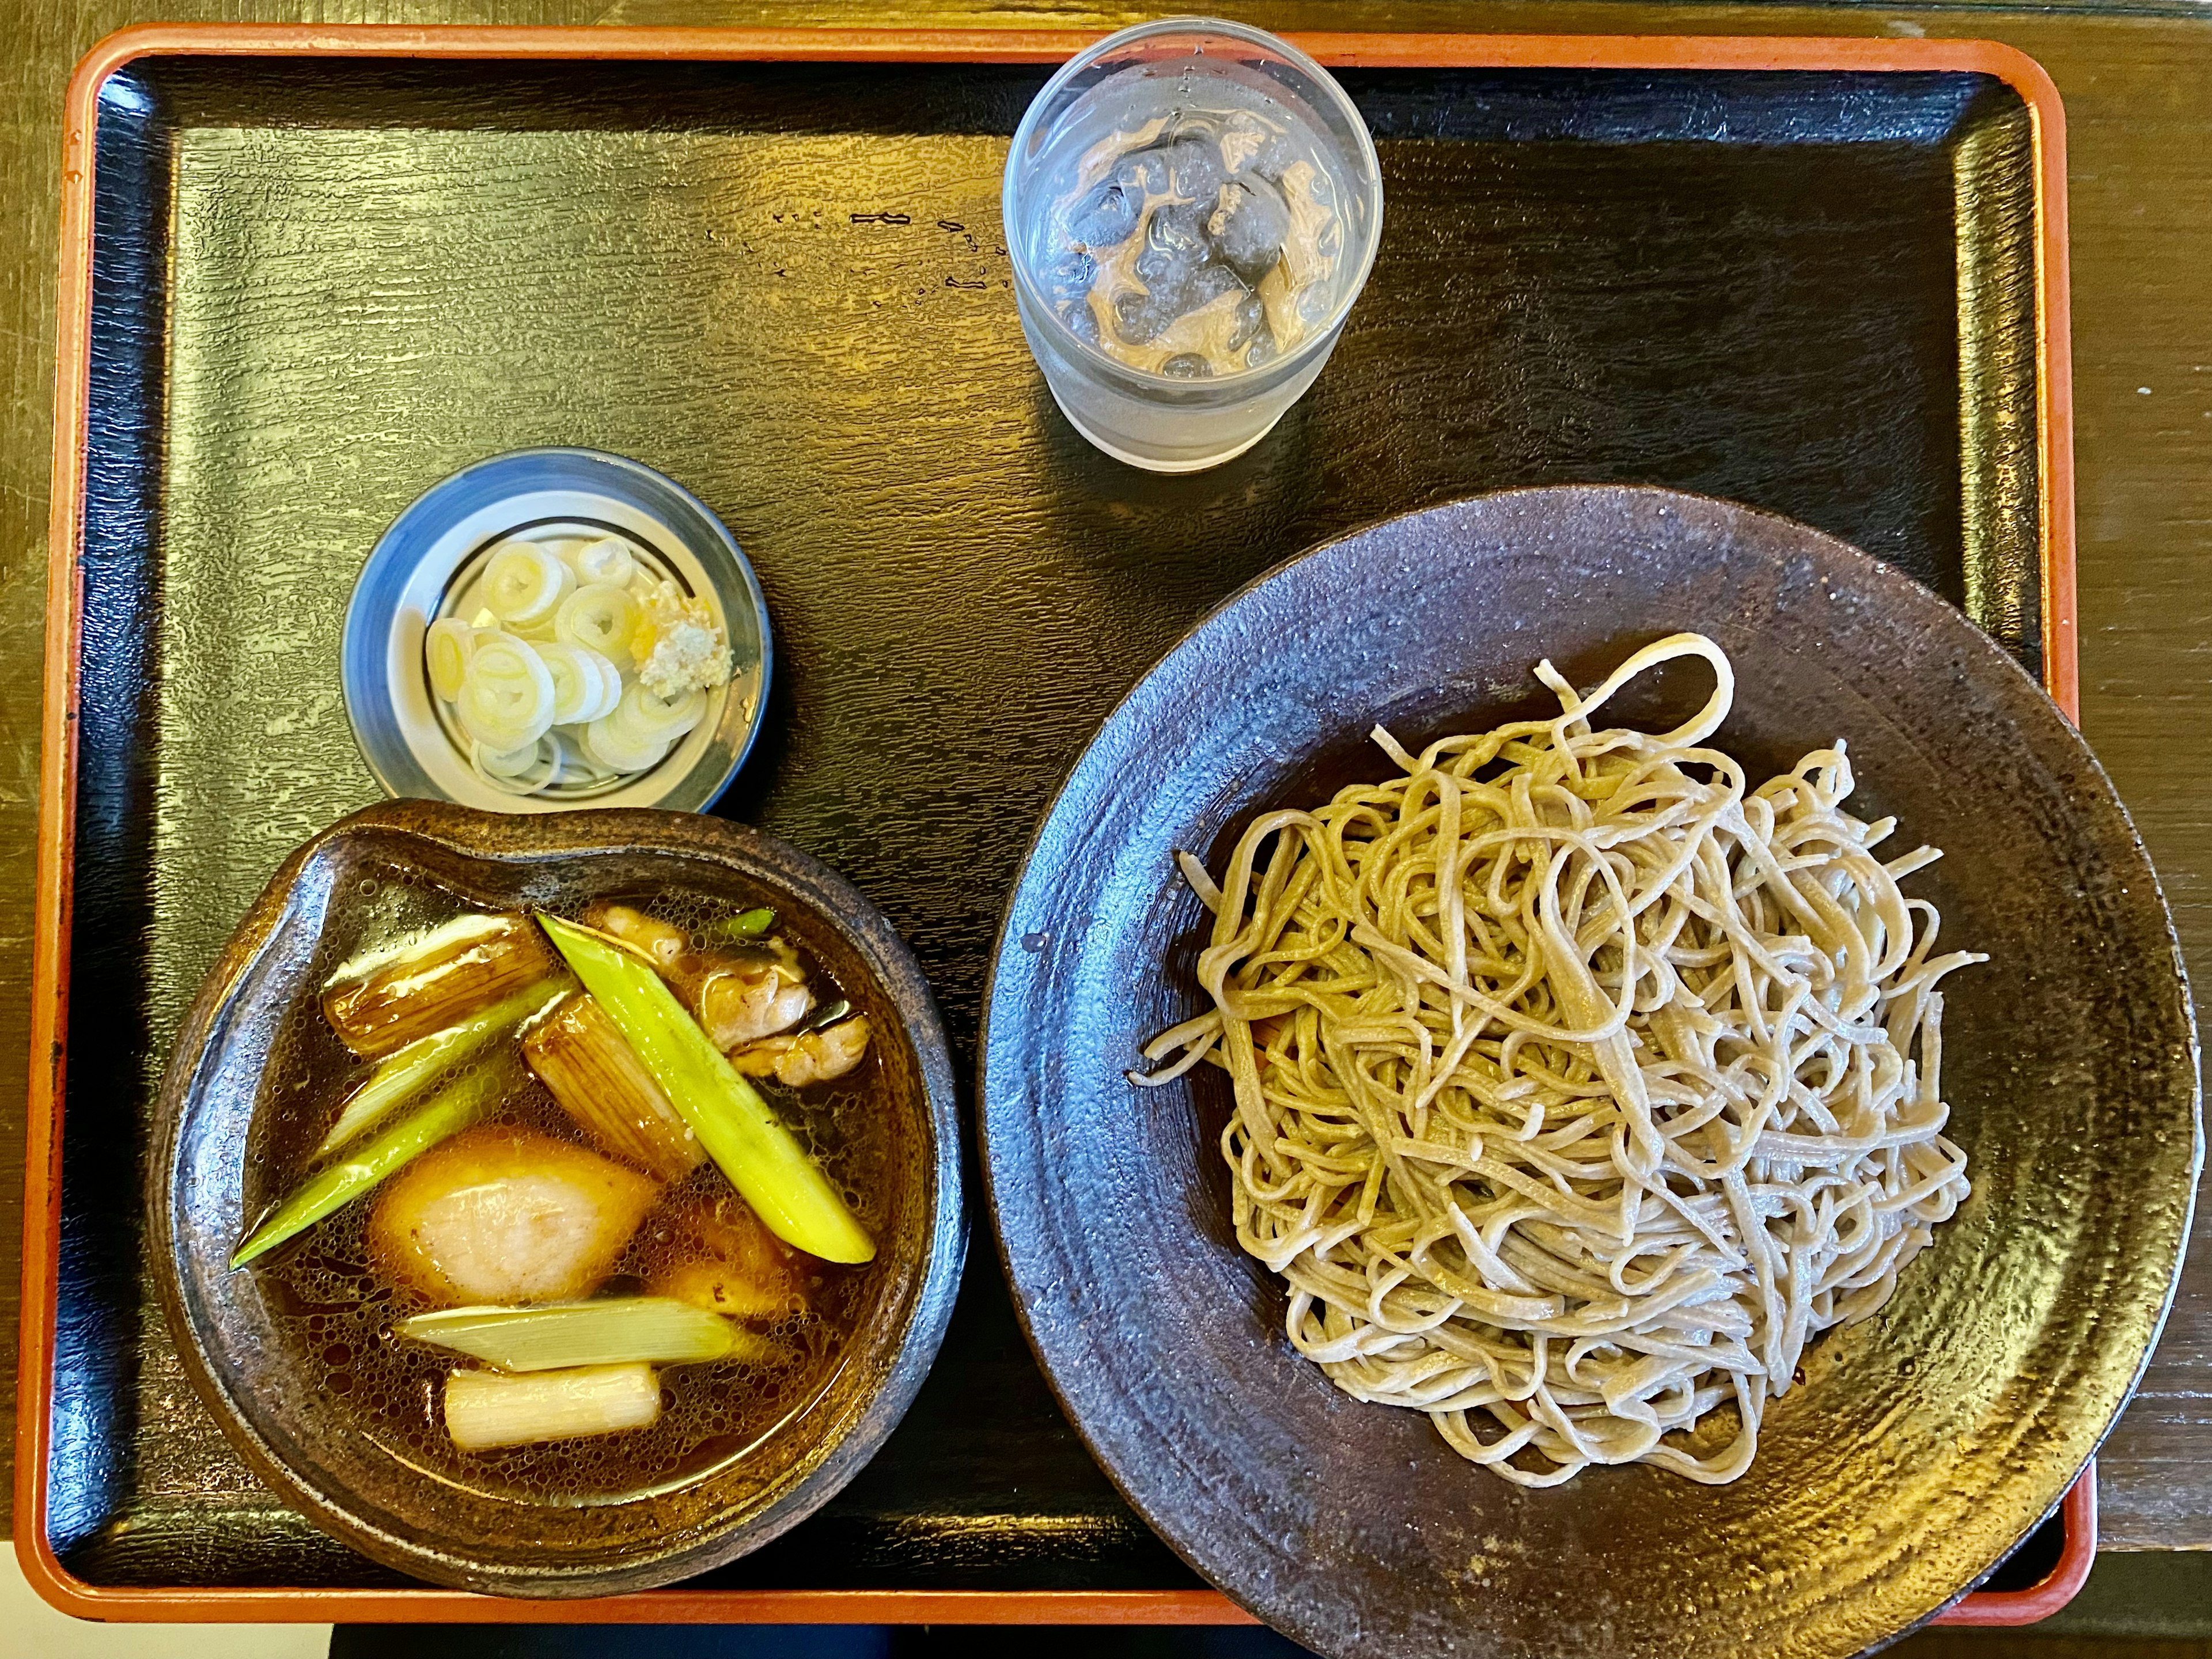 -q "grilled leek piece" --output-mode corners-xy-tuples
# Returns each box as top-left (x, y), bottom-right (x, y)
(522, 993), (703, 1180)
(322, 912), (561, 1058)
(444, 1362), (660, 1451)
